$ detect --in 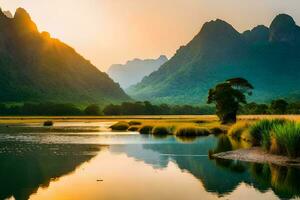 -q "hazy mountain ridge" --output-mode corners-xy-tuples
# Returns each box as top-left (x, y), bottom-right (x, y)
(0, 8), (129, 104)
(107, 55), (168, 89)
(128, 14), (300, 104)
